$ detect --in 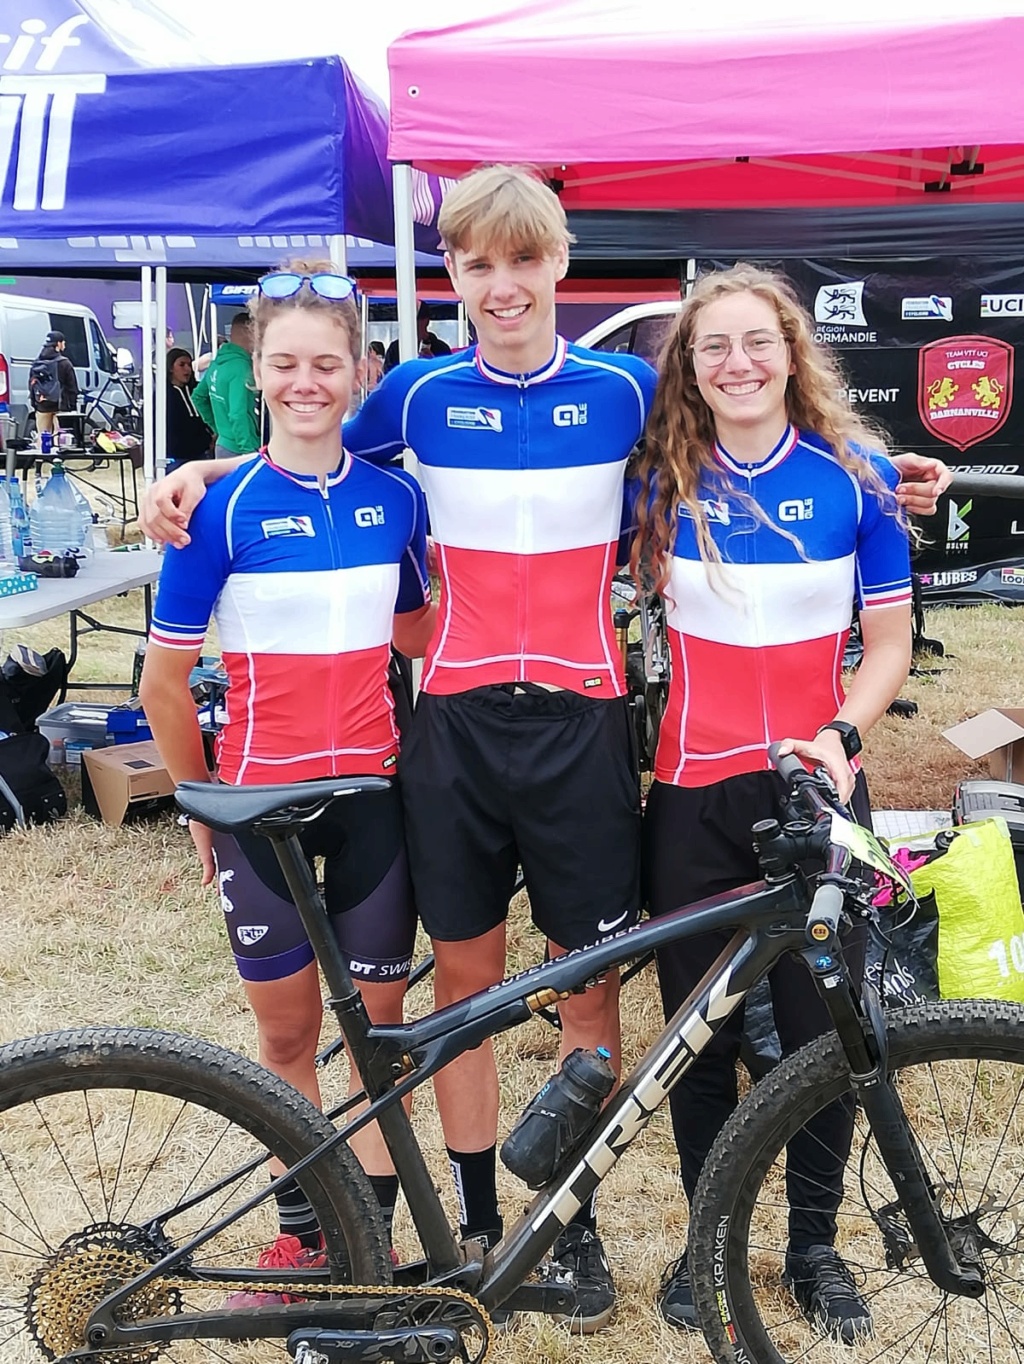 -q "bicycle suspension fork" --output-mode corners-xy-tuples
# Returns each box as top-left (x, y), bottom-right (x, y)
(803, 934), (985, 1300)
